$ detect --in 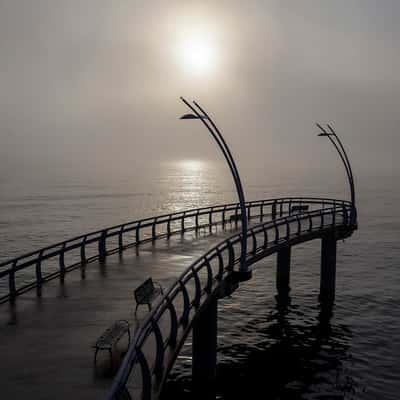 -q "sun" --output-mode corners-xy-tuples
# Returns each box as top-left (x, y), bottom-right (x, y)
(177, 33), (217, 76)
